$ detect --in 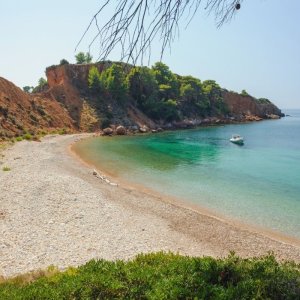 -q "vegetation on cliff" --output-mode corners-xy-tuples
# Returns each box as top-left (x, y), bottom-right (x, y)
(86, 61), (229, 124)
(0, 252), (299, 299)
(75, 52), (93, 64)
(42, 59), (282, 131)
(0, 59), (283, 140)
